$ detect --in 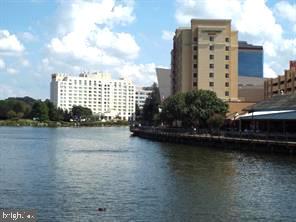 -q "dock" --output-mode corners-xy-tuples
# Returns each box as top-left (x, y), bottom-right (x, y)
(130, 127), (296, 154)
